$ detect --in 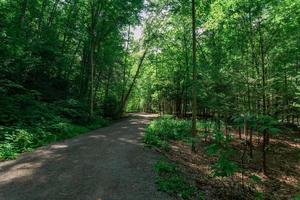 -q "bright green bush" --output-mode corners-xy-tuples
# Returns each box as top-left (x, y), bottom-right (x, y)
(0, 126), (34, 159)
(0, 142), (17, 159)
(144, 116), (191, 148)
(147, 116), (191, 140)
(11, 129), (34, 152)
(294, 194), (300, 200)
